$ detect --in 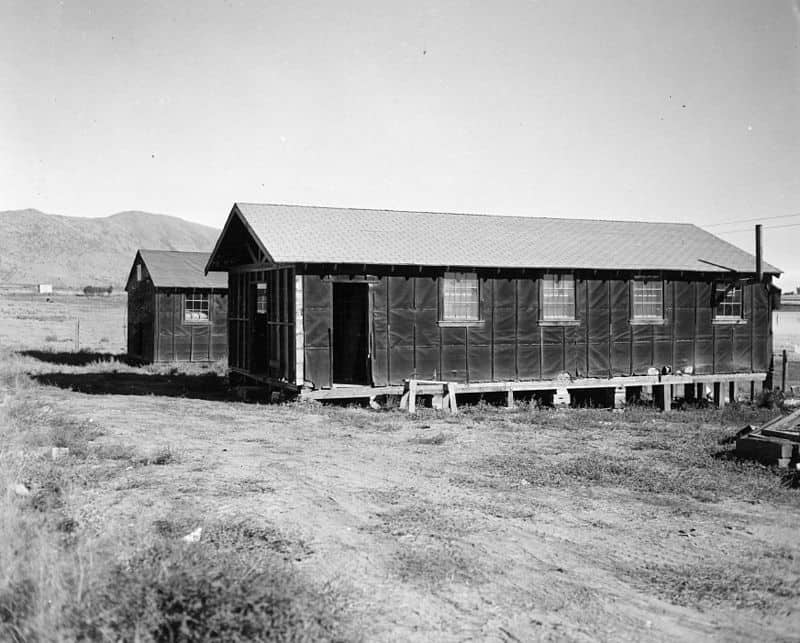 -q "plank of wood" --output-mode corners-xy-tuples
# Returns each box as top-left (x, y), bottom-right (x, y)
(756, 408), (800, 434)
(761, 428), (800, 441)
